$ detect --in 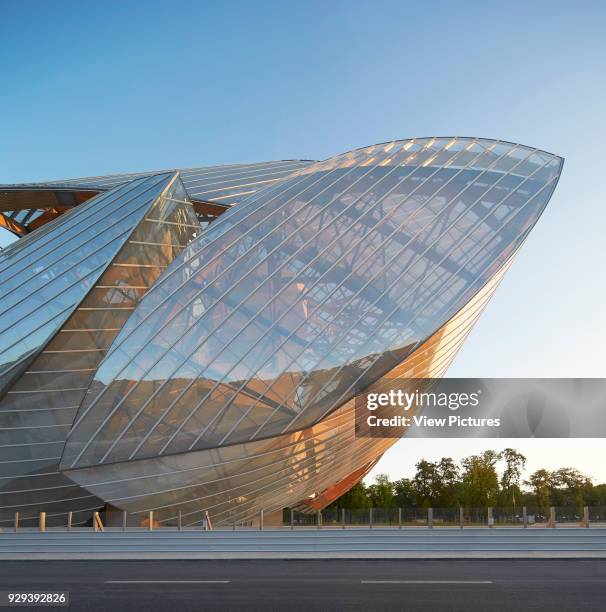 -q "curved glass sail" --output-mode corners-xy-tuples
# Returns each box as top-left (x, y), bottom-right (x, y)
(61, 138), (563, 470)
